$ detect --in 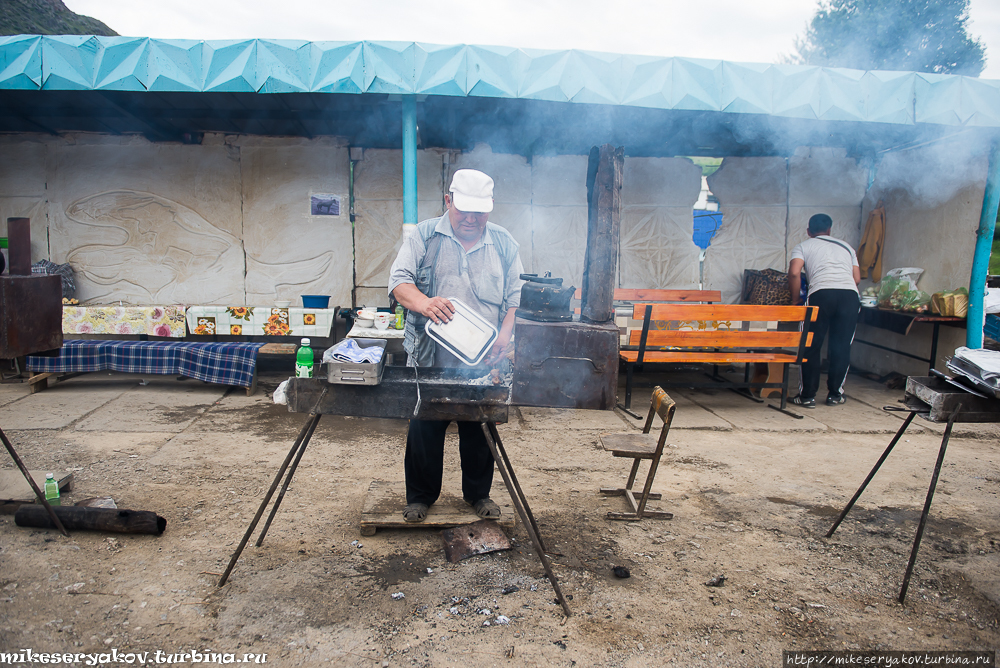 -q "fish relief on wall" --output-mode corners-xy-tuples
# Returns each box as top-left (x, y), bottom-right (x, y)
(63, 190), (245, 304)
